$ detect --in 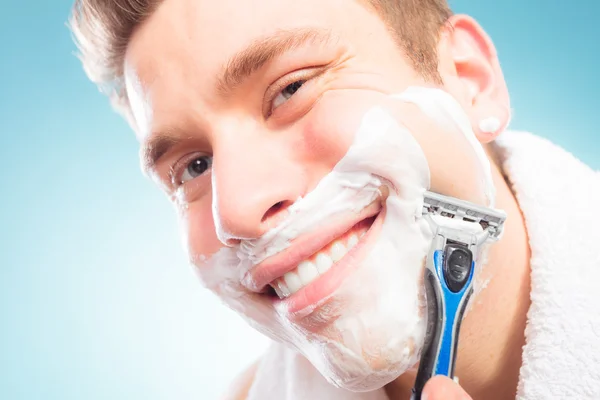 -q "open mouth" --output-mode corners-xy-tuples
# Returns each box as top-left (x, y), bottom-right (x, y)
(266, 215), (378, 300)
